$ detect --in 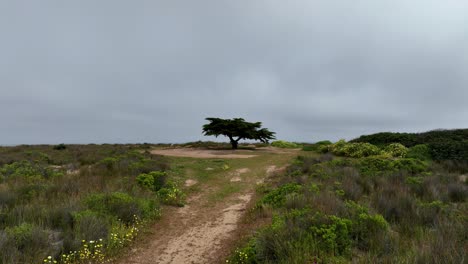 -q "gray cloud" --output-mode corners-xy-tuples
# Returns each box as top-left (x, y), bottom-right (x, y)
(1, 0), (467, 144)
